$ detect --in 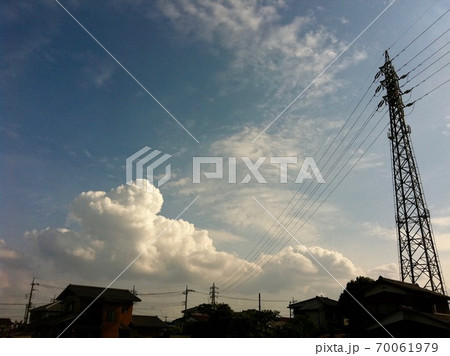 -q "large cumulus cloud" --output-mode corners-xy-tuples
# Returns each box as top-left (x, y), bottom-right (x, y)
(24, 181), (249, 284)
(1, 180), (367, 316)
